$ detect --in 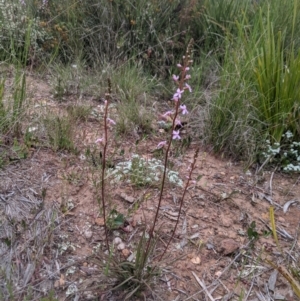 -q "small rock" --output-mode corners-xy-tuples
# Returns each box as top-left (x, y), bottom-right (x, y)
(113, 237), (123, 245)
(217, 239), (239, 255)
(83, 291), (97, 300)
(117, 242), (126, 250)
(95, 217), (105, 226)
(119, 192), (135, 204)
(221, 216), (232, 228)
(191, 256), (201, 265)
(84, 229), (93, 239)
